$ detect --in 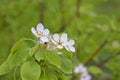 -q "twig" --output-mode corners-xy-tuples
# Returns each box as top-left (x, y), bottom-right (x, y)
(71, 73), (77, 80)
(76, 0), (81, 18)
(39, 1), (45, 23)
(96, 51), (120, 67)
(58, 0), (75, 32)
(76, 43), (81, 60)
(84, 40), (108, 65)
(76, 32), (92, 60)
